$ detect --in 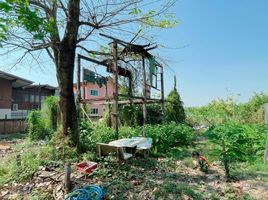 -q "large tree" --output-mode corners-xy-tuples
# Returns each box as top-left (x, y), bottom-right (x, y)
(0, 0), (177, 146)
